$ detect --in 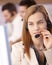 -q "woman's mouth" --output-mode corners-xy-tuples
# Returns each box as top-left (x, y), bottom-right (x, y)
(35, 34), (40, 38)
(33, 32), (41, 38)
